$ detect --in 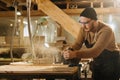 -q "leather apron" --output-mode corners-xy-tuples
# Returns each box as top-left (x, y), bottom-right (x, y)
(85, 40), (120, 80)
